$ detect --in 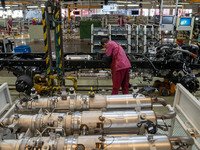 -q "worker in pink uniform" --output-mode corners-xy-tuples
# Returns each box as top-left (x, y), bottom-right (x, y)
(118, 16), (124, 27)
(7, 17), (13, 35)
(101, 38), (131, 95)
(126, 15), (130, 21)
(32, 18), (36, 25)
